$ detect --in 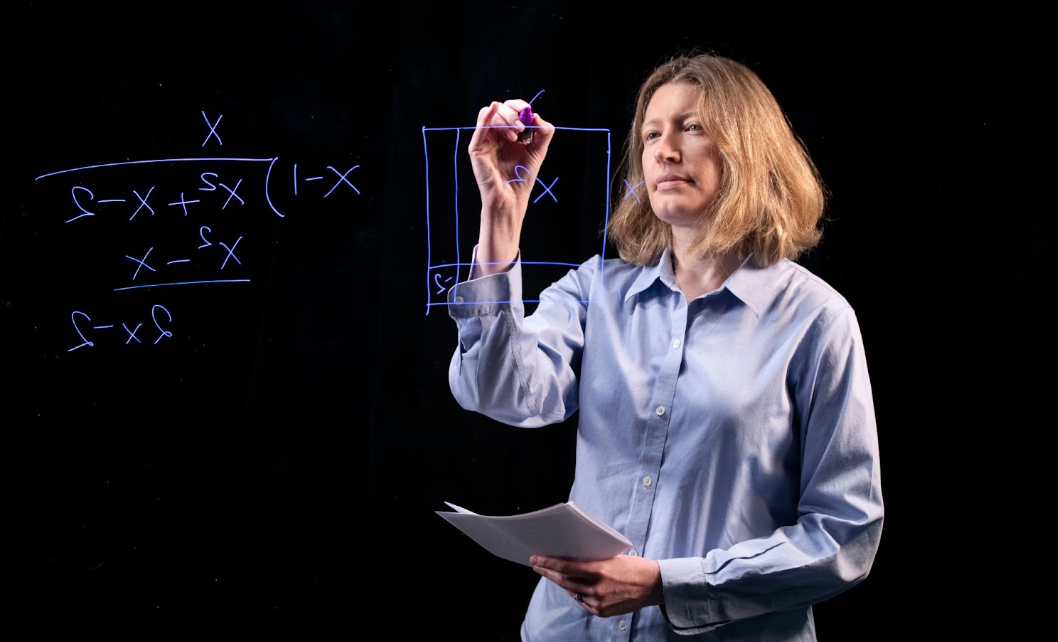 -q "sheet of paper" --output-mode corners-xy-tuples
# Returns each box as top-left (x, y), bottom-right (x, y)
(437, 501), (632, 567)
